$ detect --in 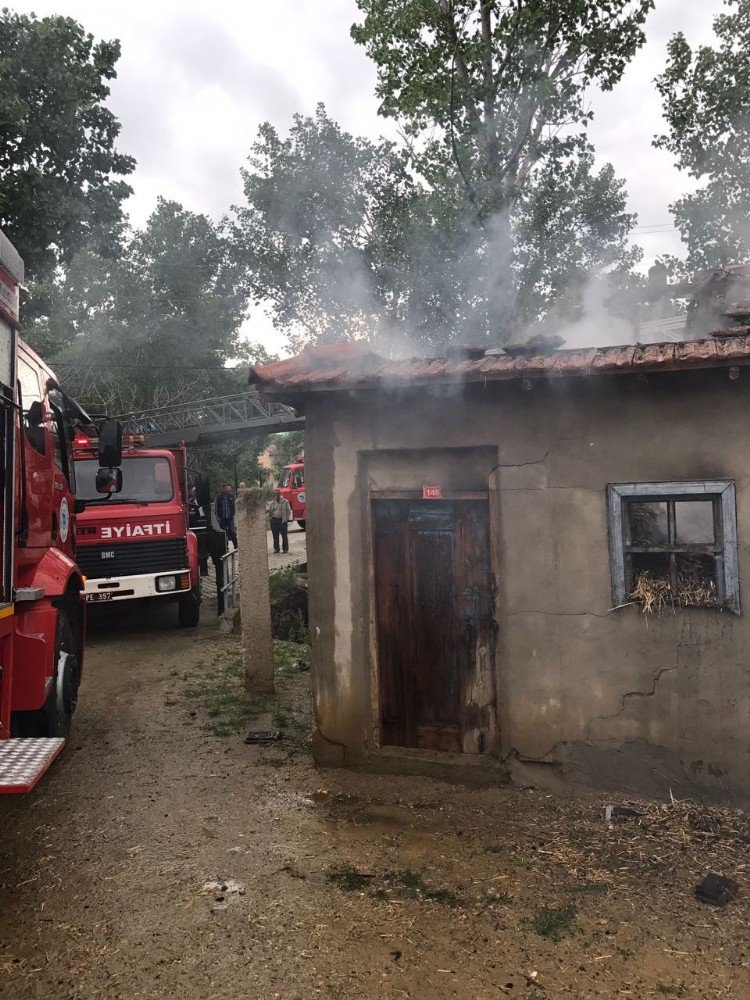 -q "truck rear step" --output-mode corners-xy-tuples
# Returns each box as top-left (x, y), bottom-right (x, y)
(0, 738), (65, 793)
